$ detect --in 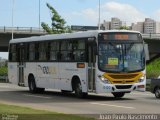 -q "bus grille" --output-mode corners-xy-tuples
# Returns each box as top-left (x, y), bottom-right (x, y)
(103, 72), (143, 84)
(112, 80), (135, 84)
(108, 74), (139, 79)
(115, 85), (132, 89)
